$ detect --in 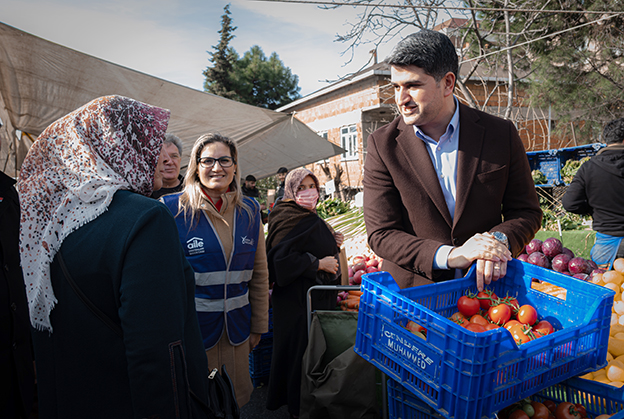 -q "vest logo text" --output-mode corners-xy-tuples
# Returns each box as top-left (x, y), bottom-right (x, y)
(187, 237), (205, 255)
